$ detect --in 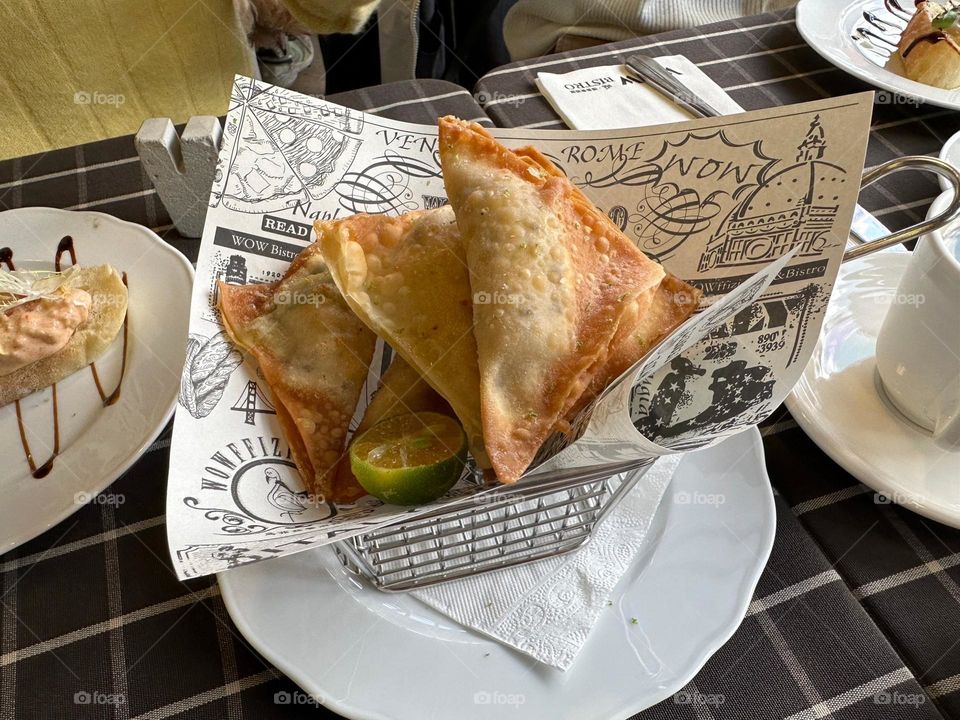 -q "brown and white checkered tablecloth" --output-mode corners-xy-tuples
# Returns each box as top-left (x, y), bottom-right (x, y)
(1, 12), (959, 719)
